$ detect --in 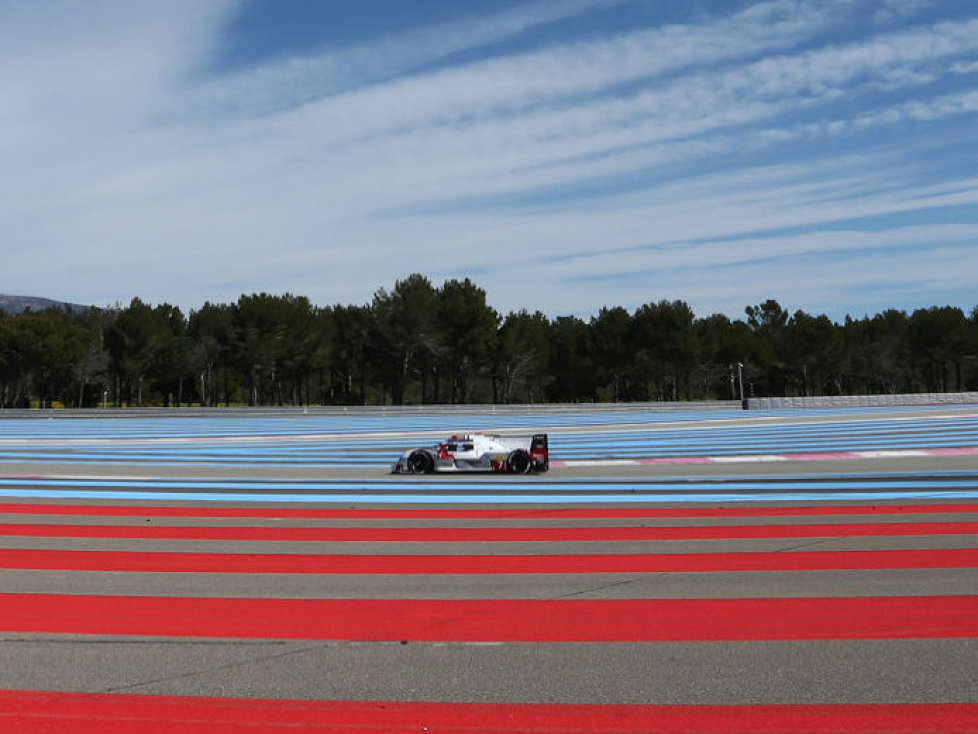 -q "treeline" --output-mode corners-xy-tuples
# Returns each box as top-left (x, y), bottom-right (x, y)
(1, 274), (976, 408)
